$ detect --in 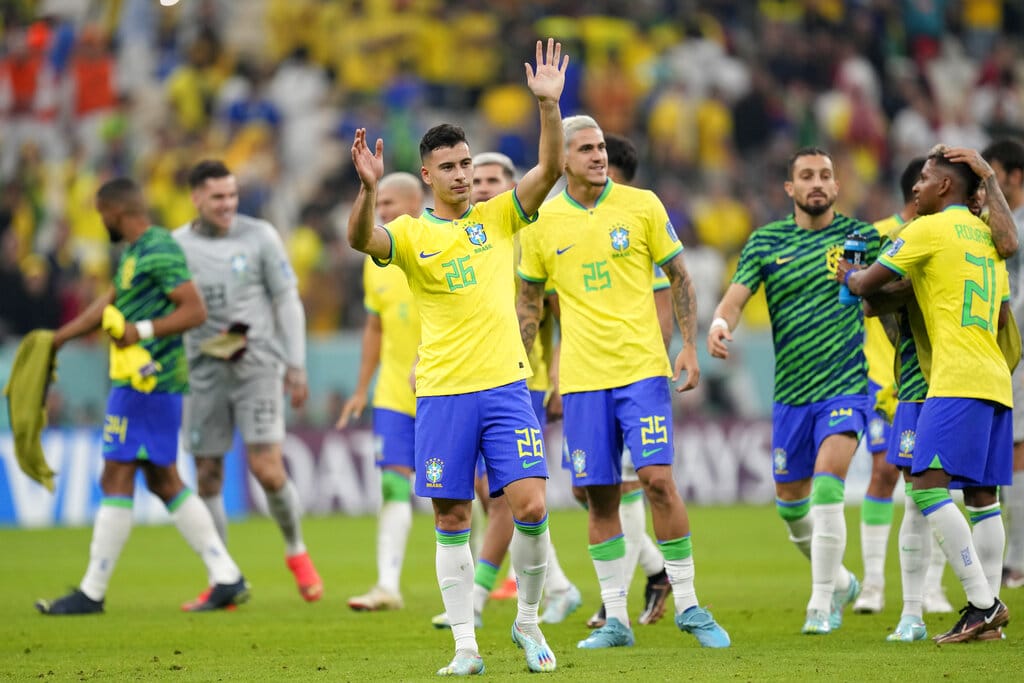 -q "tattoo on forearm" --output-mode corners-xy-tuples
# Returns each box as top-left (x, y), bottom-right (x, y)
(663, 255), (697, 349)
(517, 280), (545, 353)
